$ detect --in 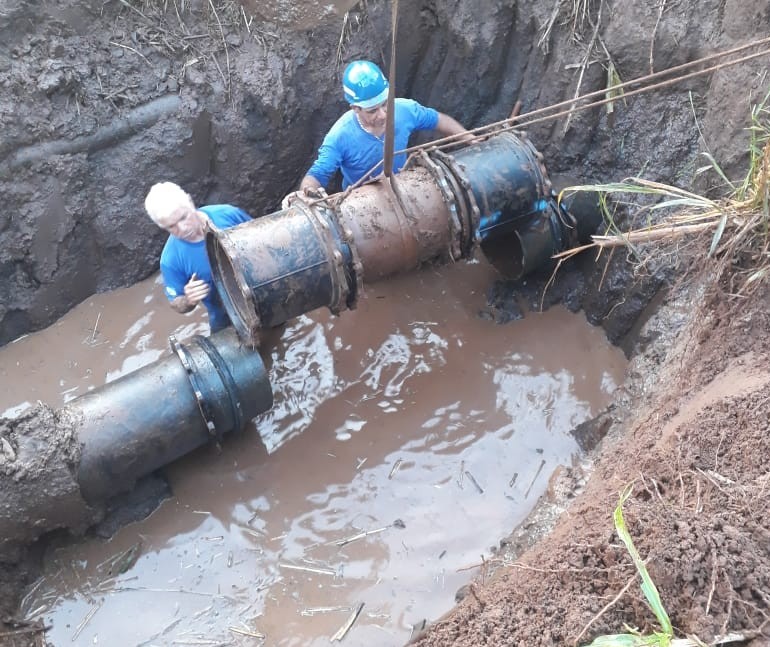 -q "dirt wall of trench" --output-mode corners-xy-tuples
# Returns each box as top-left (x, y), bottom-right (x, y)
(0, 0), (767, 346)
(2, 0), (770, 640)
